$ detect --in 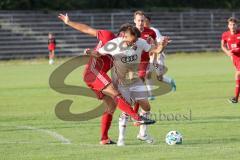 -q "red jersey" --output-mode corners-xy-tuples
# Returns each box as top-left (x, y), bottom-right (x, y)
(139, 27), (157, 78)
(83, 30), (116, 99)
(94, 30), (115, 73)
(222, 29), (240, 55)
(48, 38), (56, 51)
(95, 30), (116, 51)
(85, 30), (115, 73)
(141, 27), (157, 41)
